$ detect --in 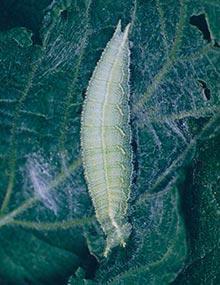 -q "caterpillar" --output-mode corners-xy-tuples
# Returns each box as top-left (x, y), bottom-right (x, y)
(81, 20), (133, 257)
